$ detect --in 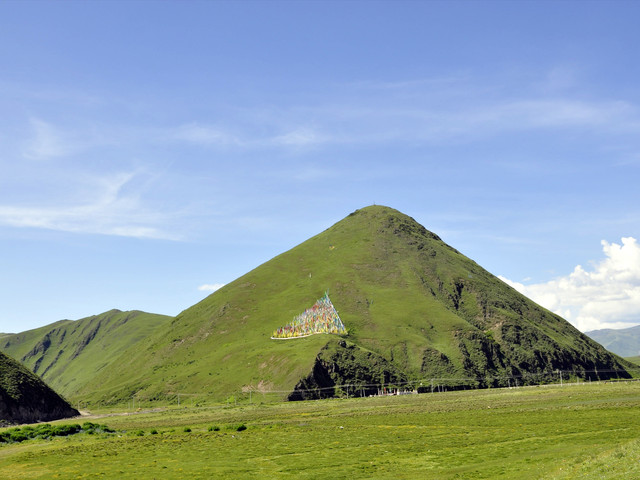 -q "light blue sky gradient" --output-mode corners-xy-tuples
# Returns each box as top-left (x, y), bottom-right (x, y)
(1, 1), (639, 333)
